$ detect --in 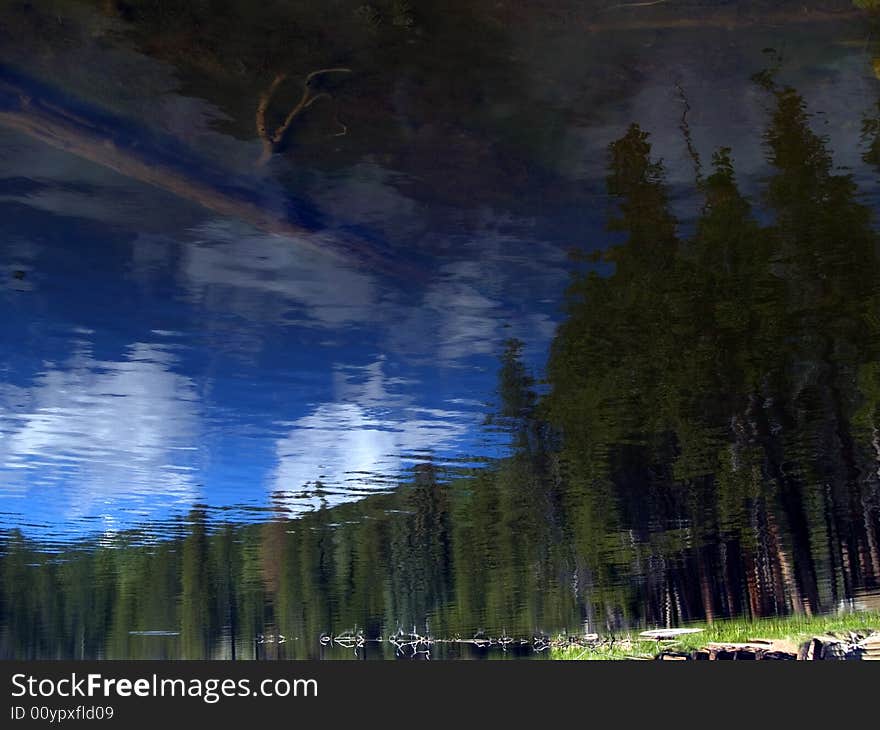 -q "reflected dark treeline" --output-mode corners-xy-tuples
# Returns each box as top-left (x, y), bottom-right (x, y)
(3, 76), (880, 658)
(544, 74), (880, 626)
